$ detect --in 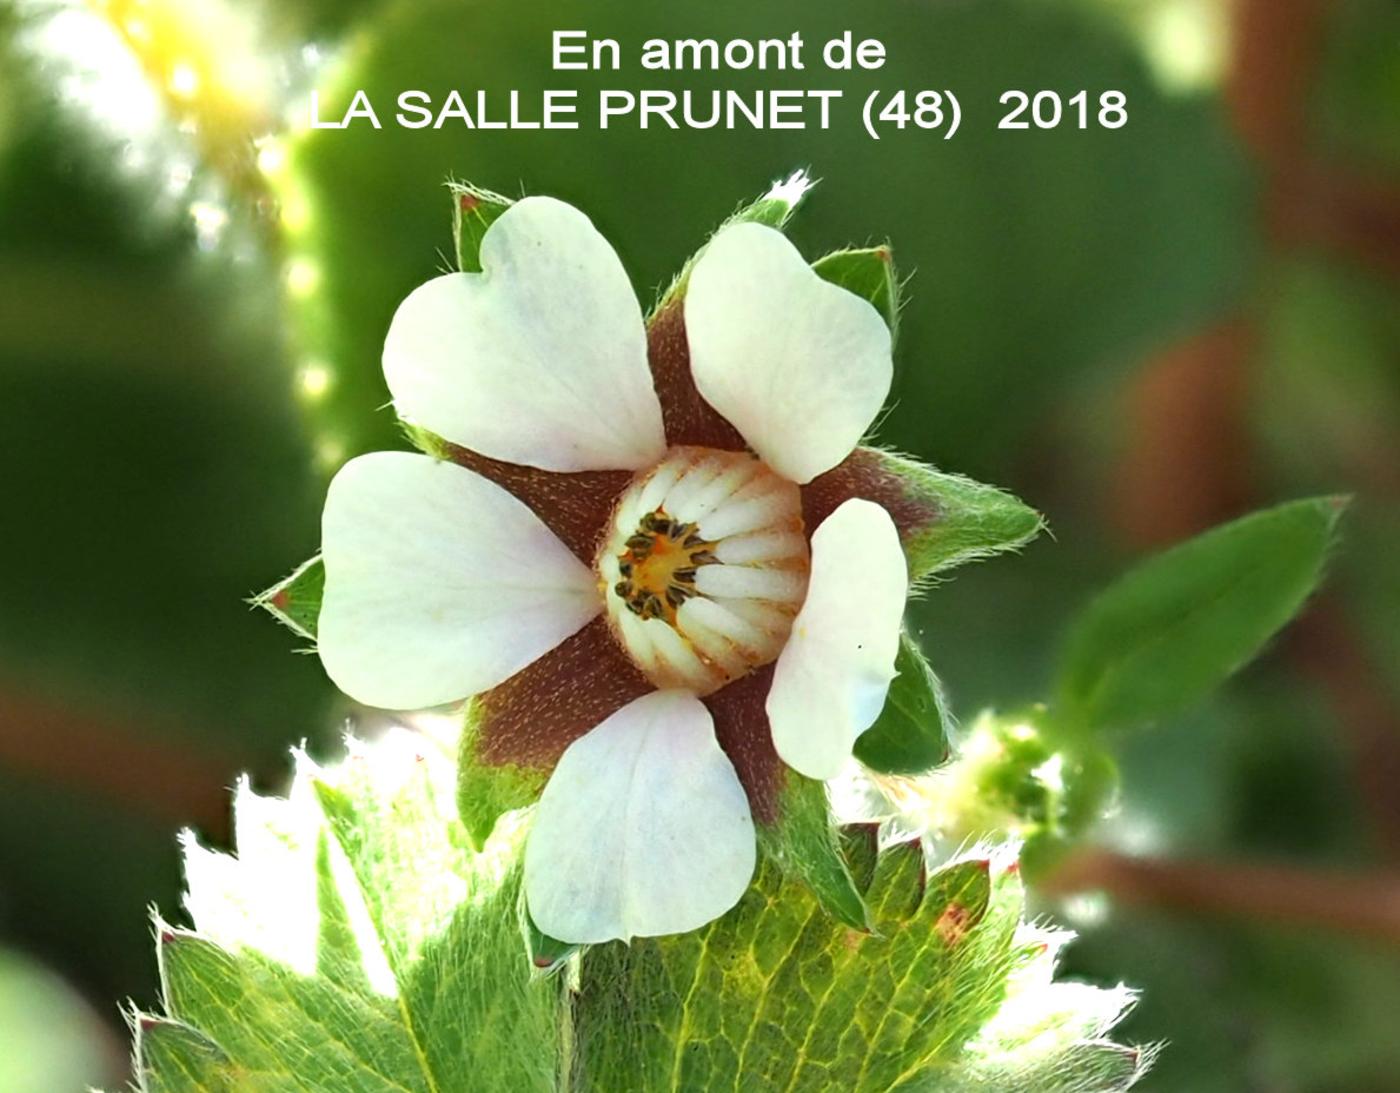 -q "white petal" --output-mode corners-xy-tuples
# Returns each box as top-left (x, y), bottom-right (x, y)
(766, 499), (907, 780)
(318, 451), (600, 709)
(685, 223), (893, 484)
(383, 196), (666, 472)
(524, 691), (755, 943)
